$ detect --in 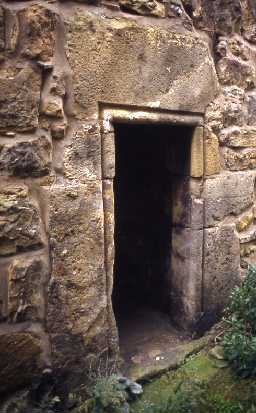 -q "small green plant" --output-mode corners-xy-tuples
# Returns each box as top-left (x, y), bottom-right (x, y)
(223, 265), (256, 377)
(207, 395), (244, 413)
(90, 375), (130, 413)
